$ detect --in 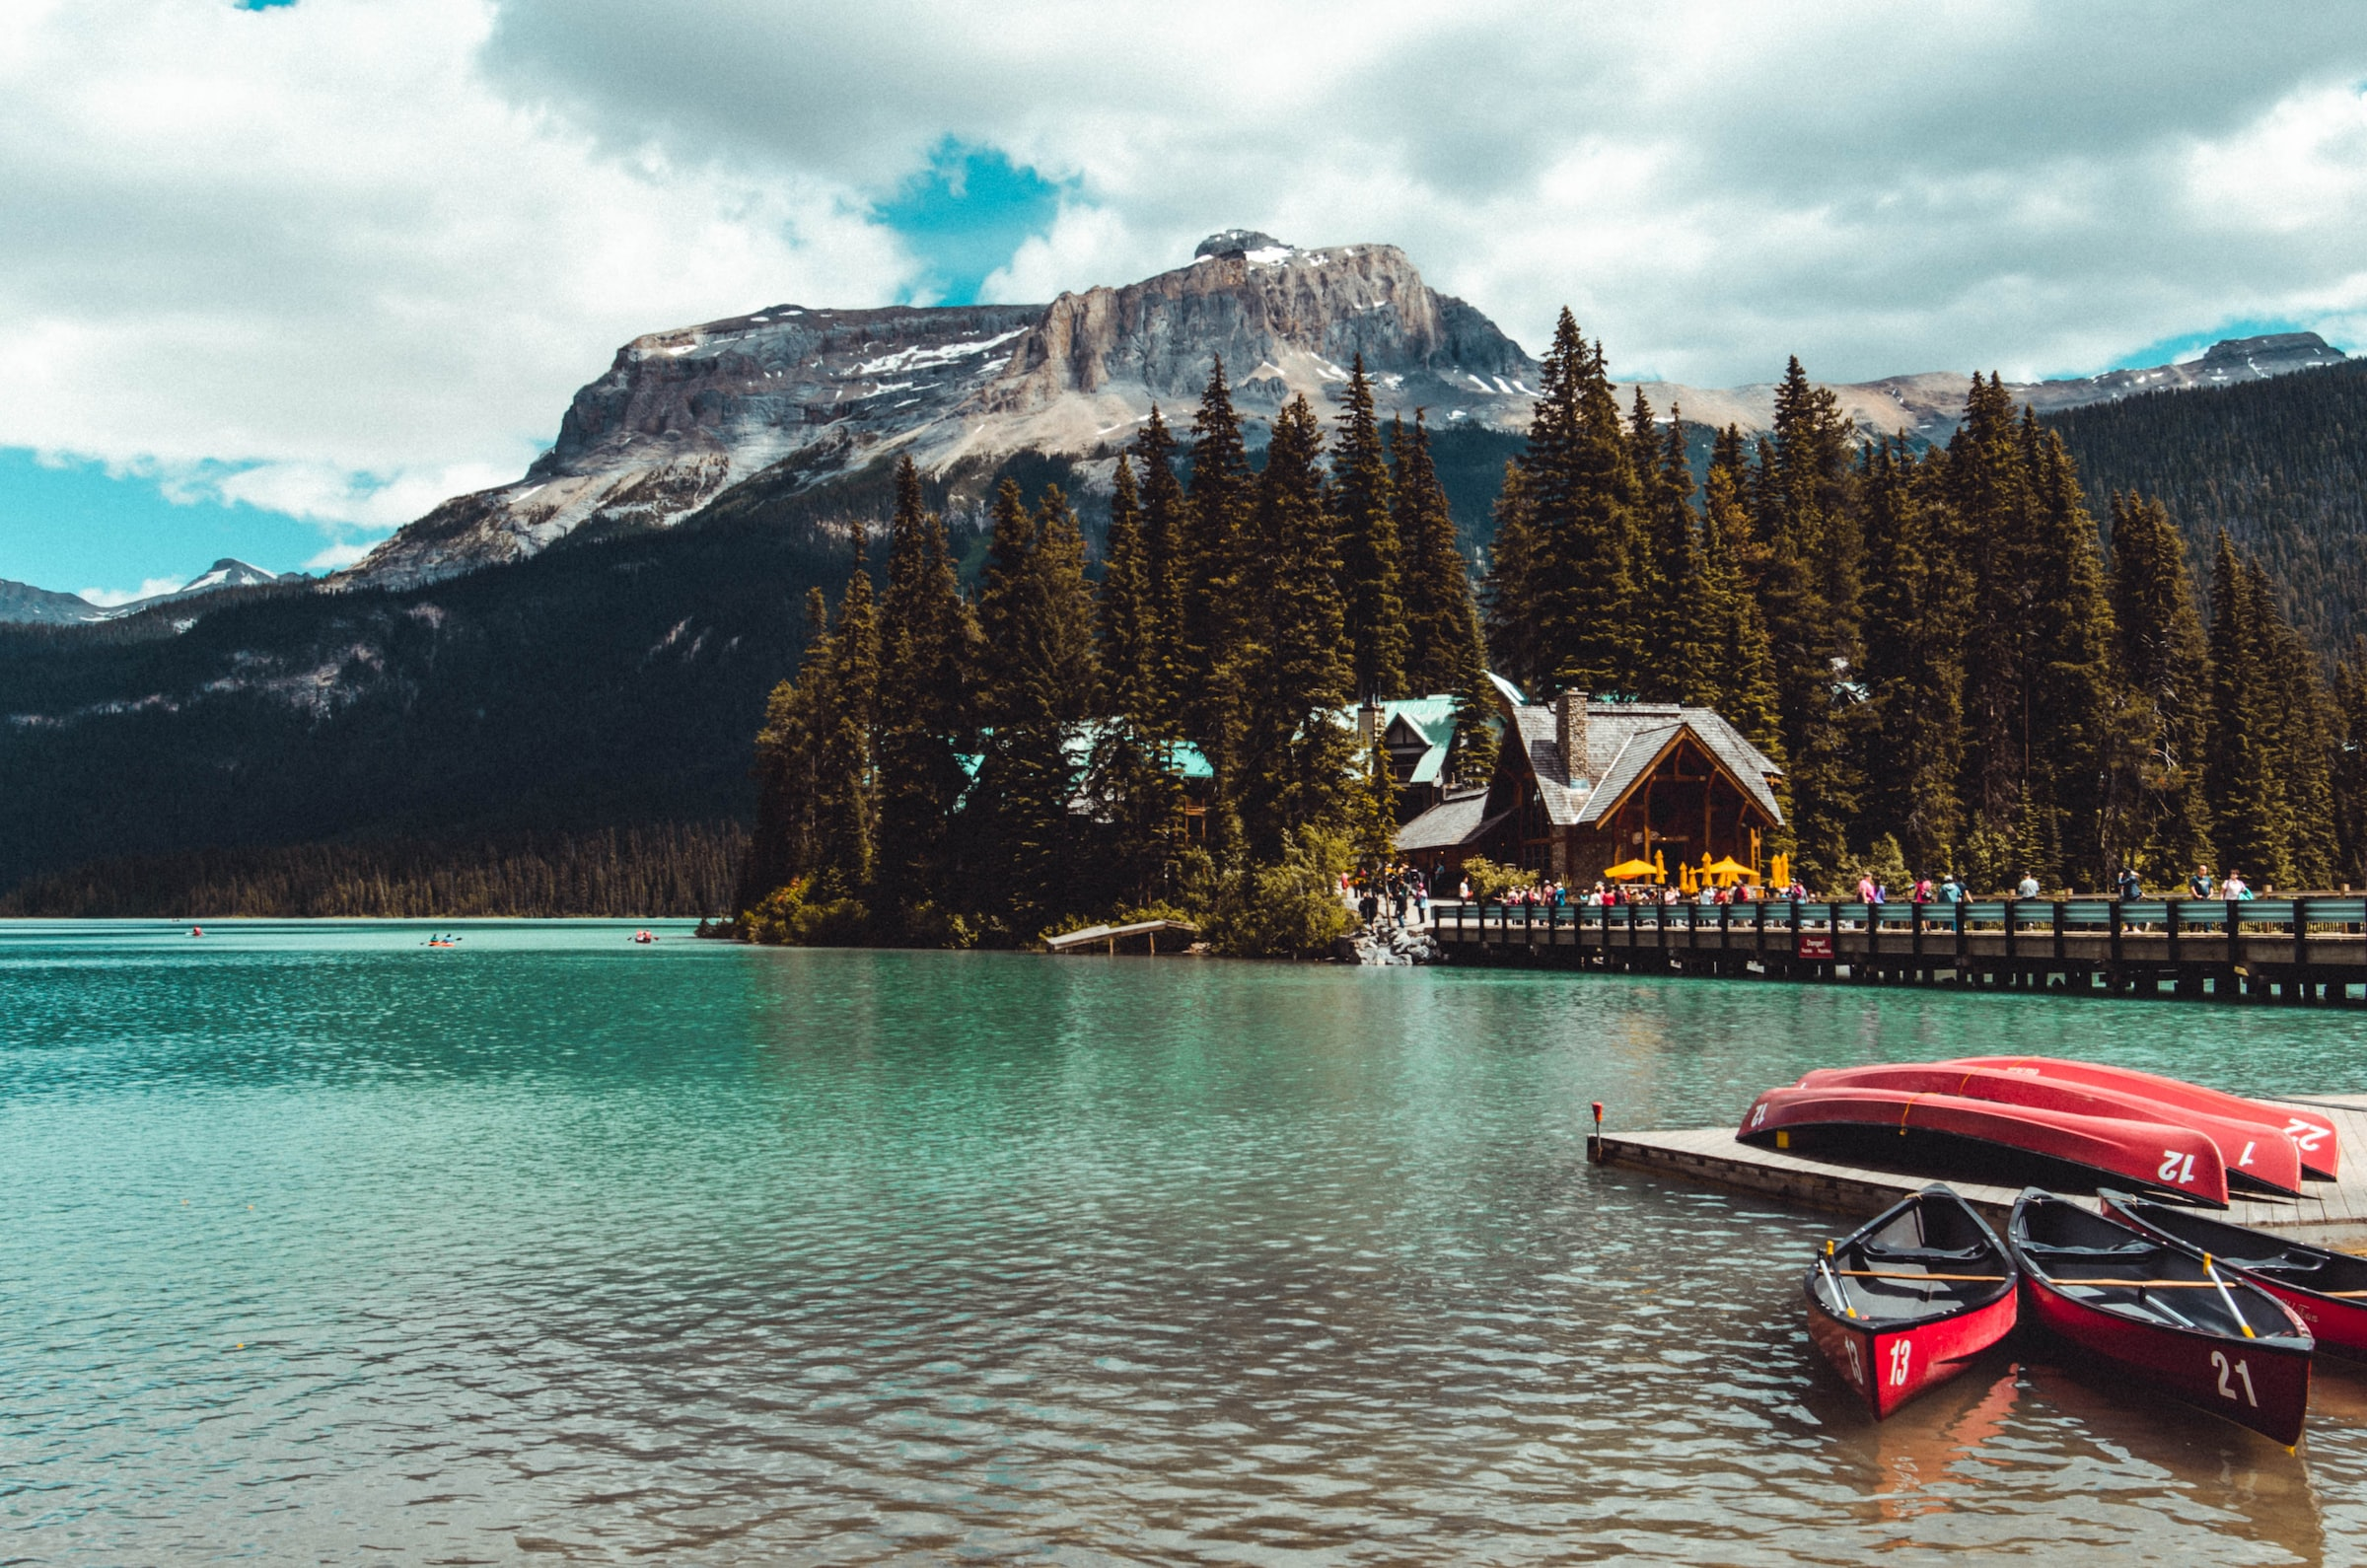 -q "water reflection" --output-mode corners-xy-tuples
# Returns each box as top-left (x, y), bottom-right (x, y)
(2, 930), (2363, 1562)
